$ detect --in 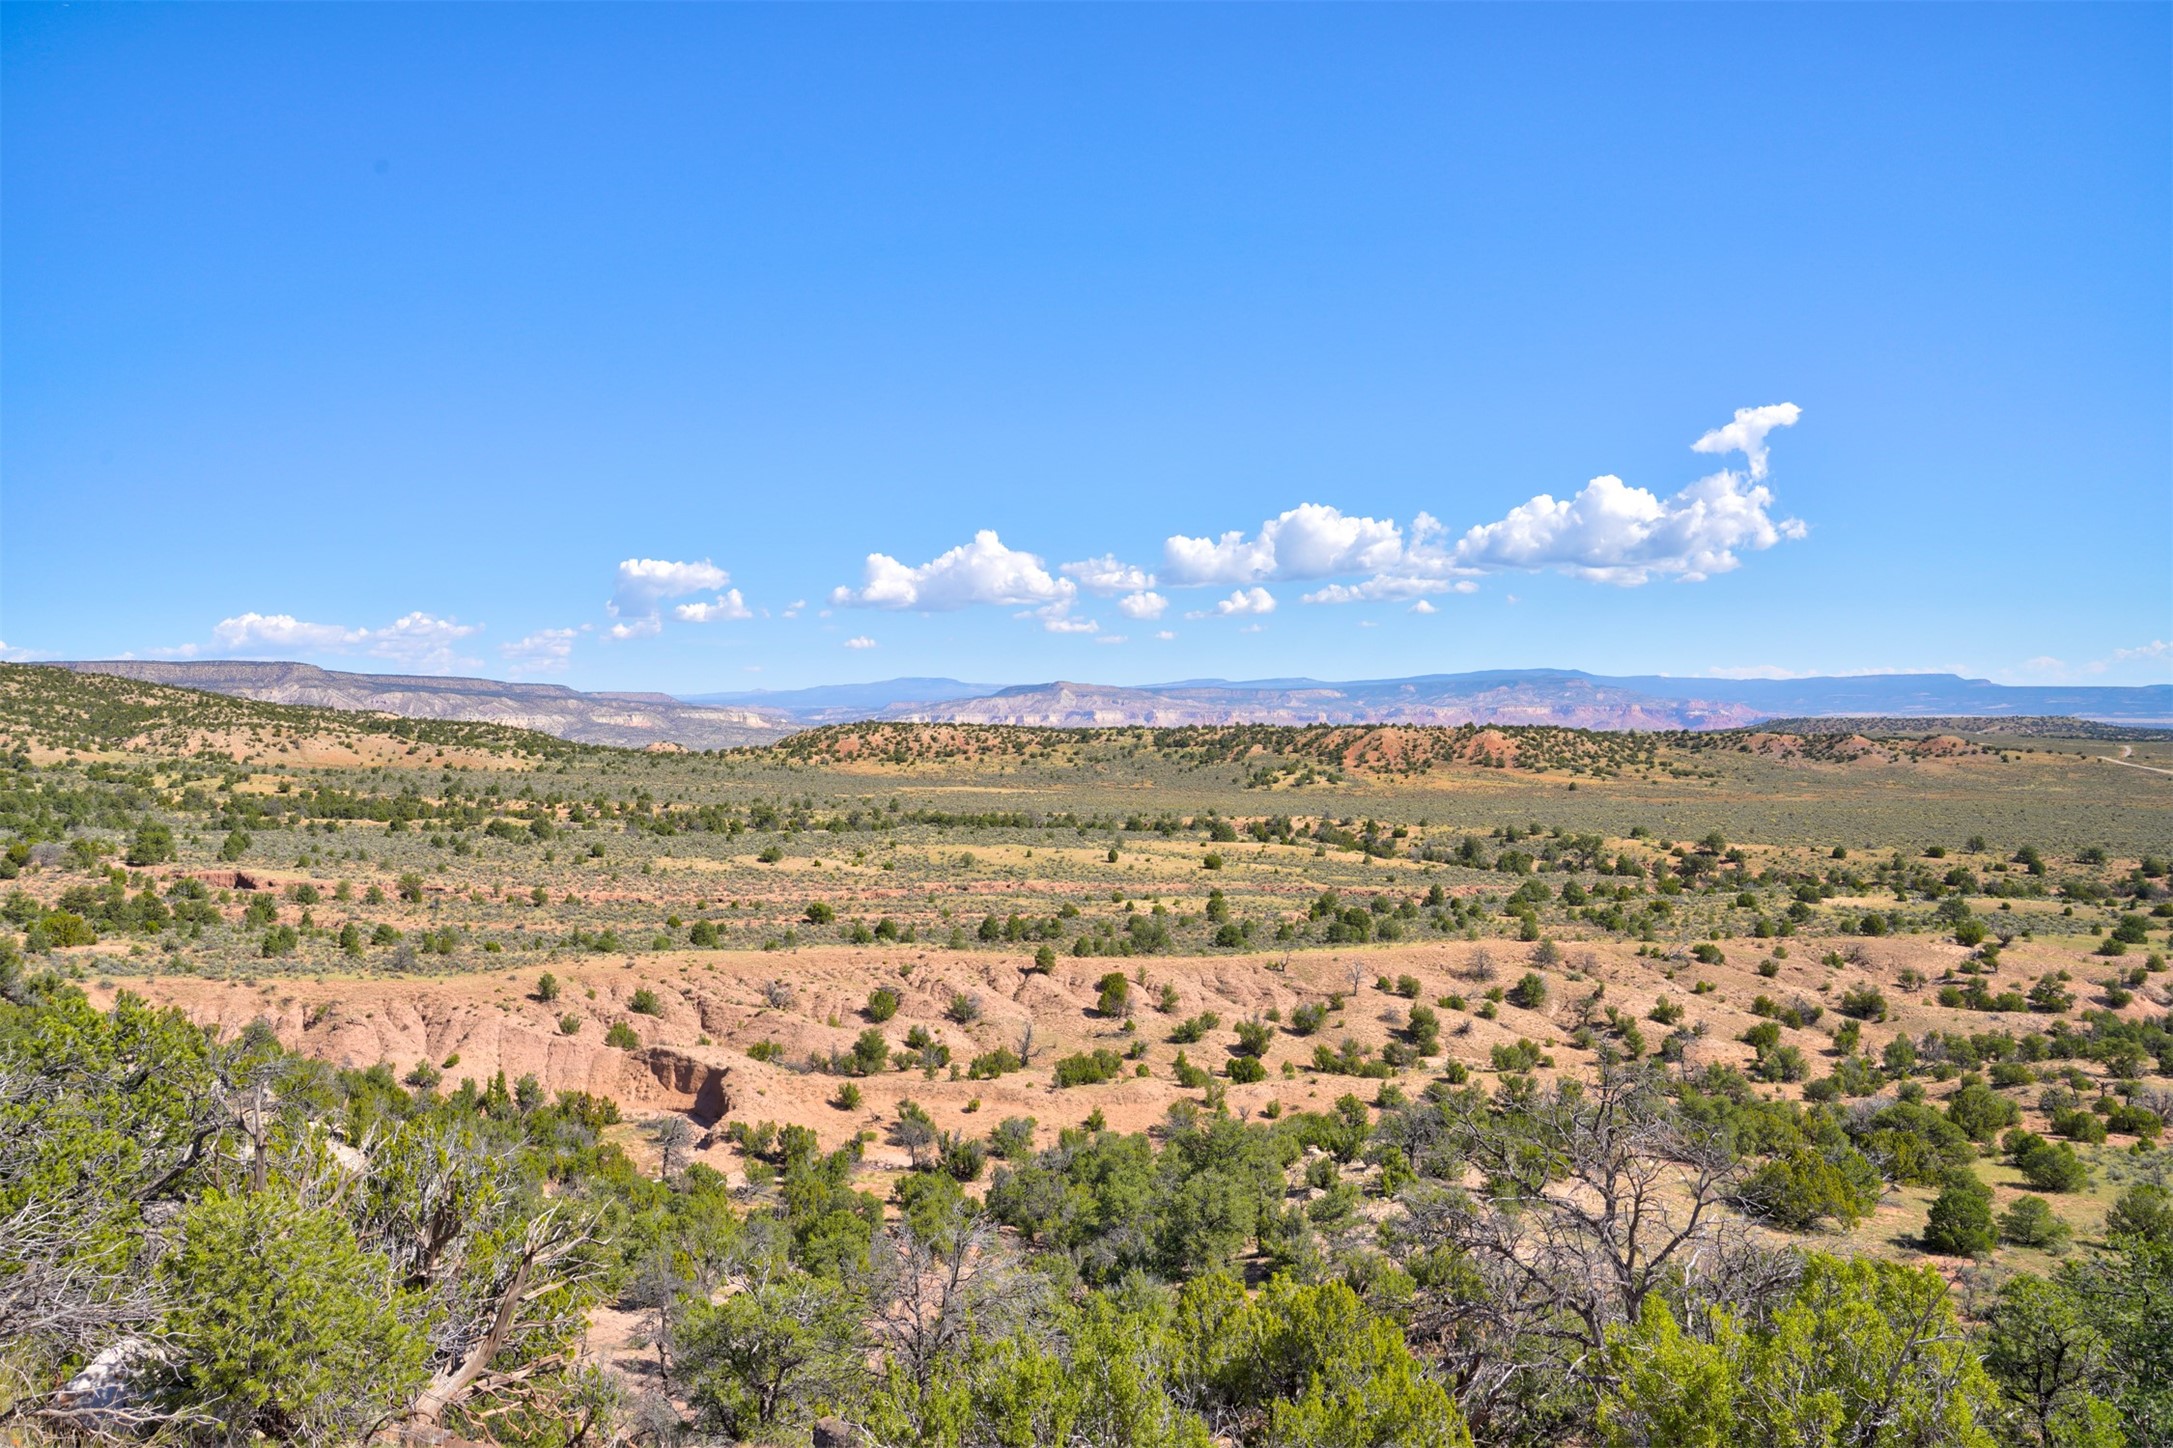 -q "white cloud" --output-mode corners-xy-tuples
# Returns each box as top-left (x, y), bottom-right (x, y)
(2000, 640), (2172, 684)
(1163, 503), (1406, 586)
(501, 627), (577, 674)
(2107, 640), (2171, 669)
(1147, 404), (1806, 601)
(781, 599), (807, 620)
(673, 589), (753, 623)
(1188, 587), (1276, 619)
(1061, 554), (1156, 595)
(606, 557), (733, 638)
(1117, 591), (1168, 620)
(610, 558), (731, 616)
(1302, 578), (1478, 604)
(206, 611), (481, 673)
(833, 530), (1075, 613)
(0, 641), (45, 661)
(1239, 623), (1266, 634)
(212, 613), (367, 652)
(366, 612), (483, 671)
(1448, 407), (1808, 585)
(1155, 630), (1176, 641)
(1095, 634), (1129, 646)
(843, 635), (878, 650)
(1039, 610), (1100, 634)
(1408, 599), (1437, 615)
(1690, 402), (1801, 481)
